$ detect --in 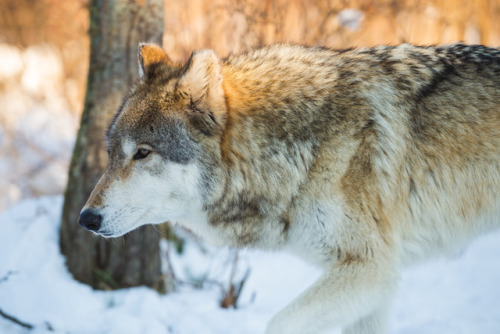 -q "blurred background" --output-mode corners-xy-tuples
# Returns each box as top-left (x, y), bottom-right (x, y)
(1, 0), (499, 212)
